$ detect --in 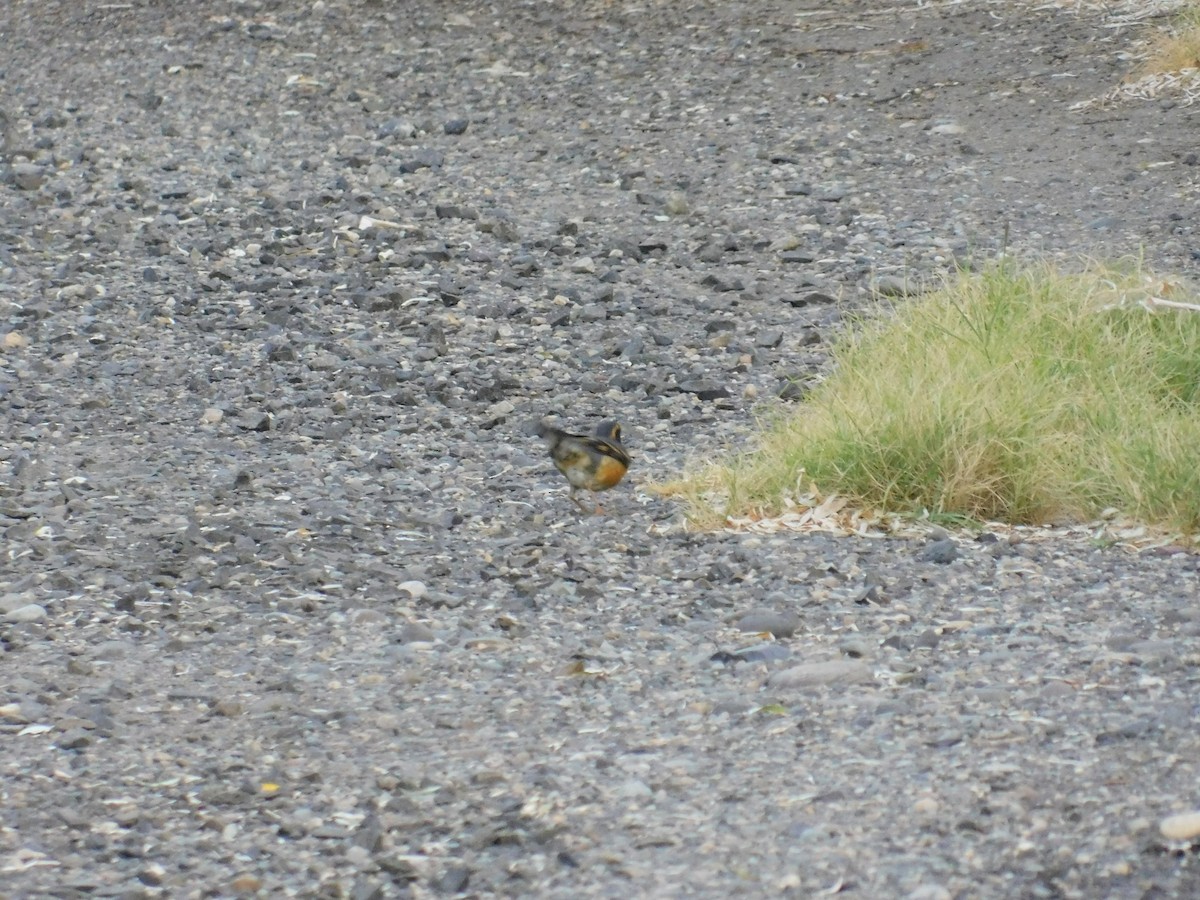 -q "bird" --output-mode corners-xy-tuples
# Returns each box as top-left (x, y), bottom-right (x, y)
(534, 419), (630, 514)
